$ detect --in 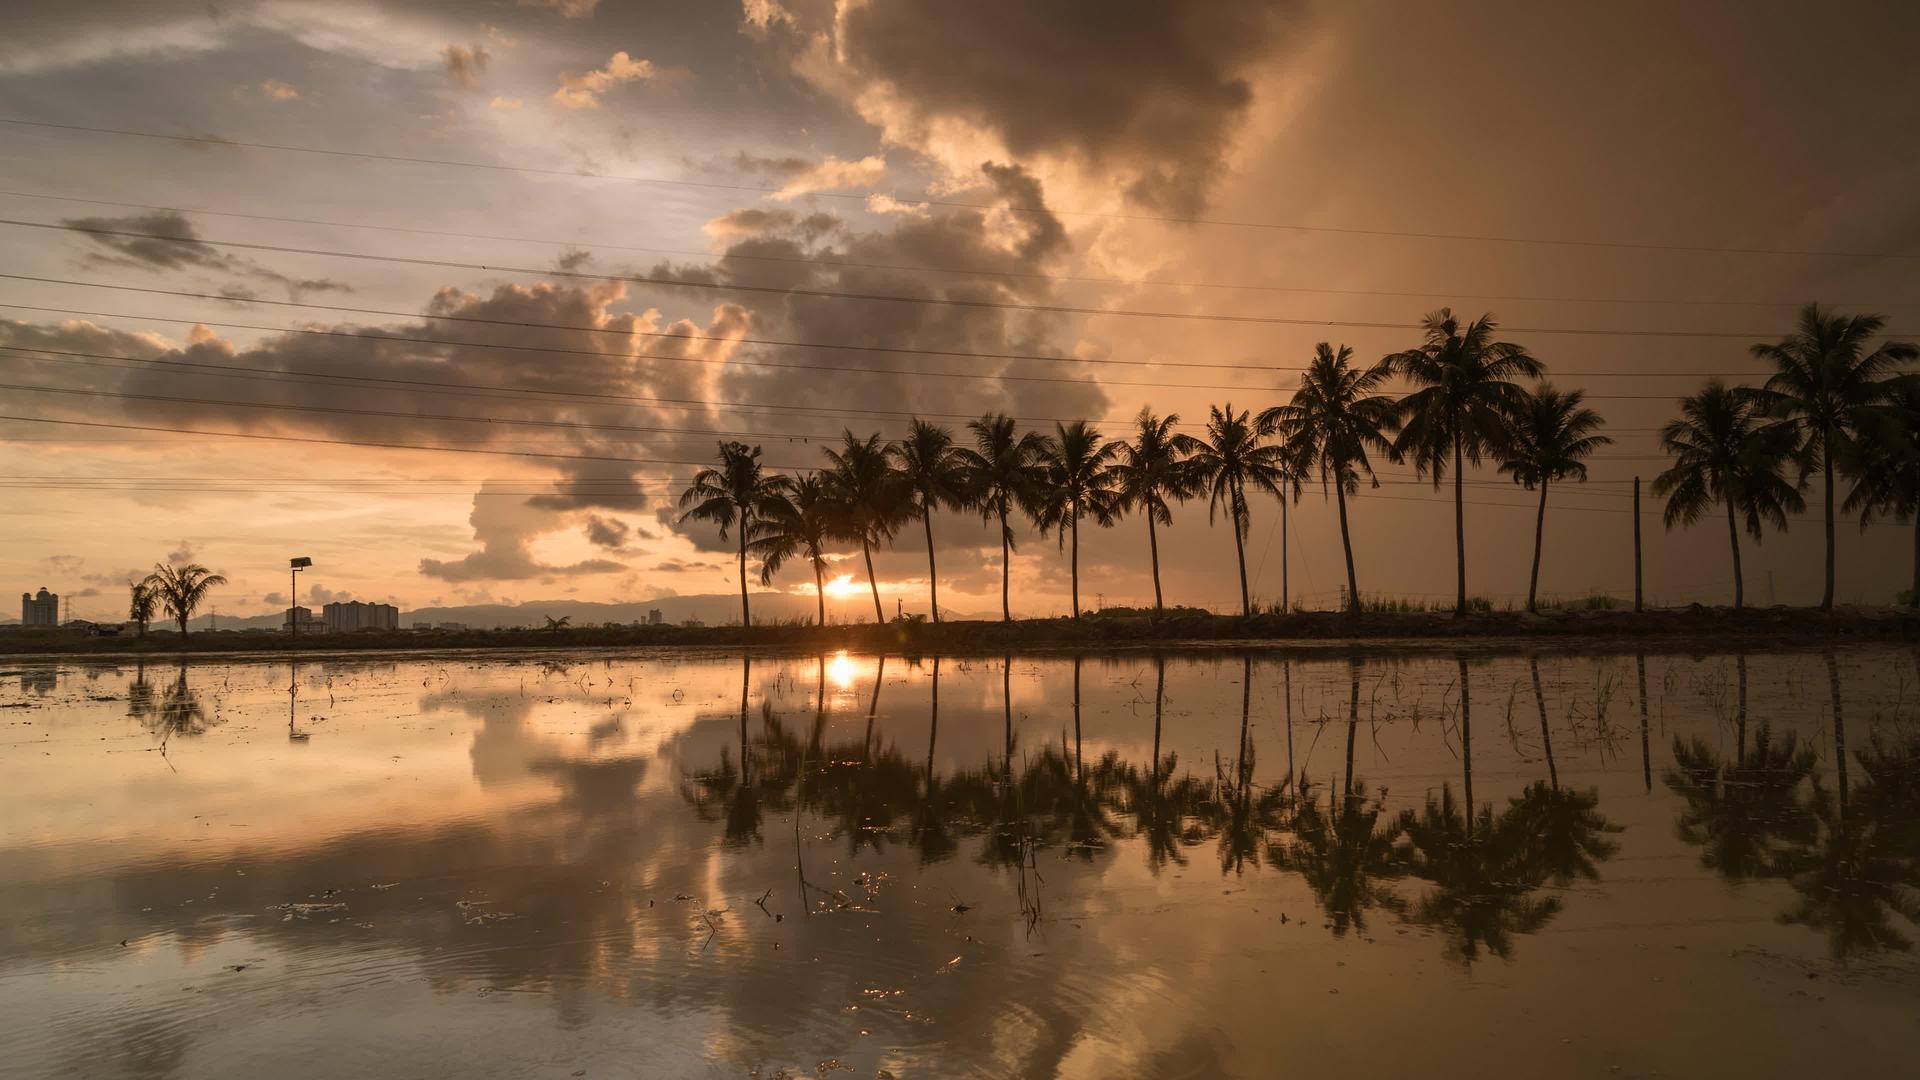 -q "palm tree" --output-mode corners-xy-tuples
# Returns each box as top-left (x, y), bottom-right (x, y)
(677, 440), (784, 628)
(1652, 382), (1804, 609)
(1106, 407), (1201, 617)
(889, 420), (972, 623)
(1260, 342), (1397, 612)
(142, 562), (227, 640)
(1033, 421), (1120, 620)
(751, 472), (835, 625)
(956, 413), (1048, 622)
(1384, 310), (1544, 616)
(128, 581), (156, 637)
(1841, 377), (1920, 608)
(1750, 304), (1917, 609)
(1187, 403), (1294, 617)
(821, 431), (906, 624)
(1498, 384), (1612, 612)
